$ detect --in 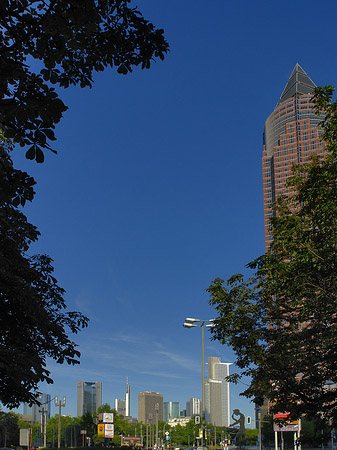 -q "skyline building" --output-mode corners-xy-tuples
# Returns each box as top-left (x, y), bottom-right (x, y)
(260, 64), (328, 423)
(23, 393), (51, 422)
(263, 63), (327, 250)
(138, 391), (163, 424)
(114, 378), (131, 417)
(186, 398), (201, 417)
(125, 378), (130, 417)
(77, 381), (102, 417)
(205, 357), (231, 427)
(163, 401), (179, 422)
(114, 398), (126, 416)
